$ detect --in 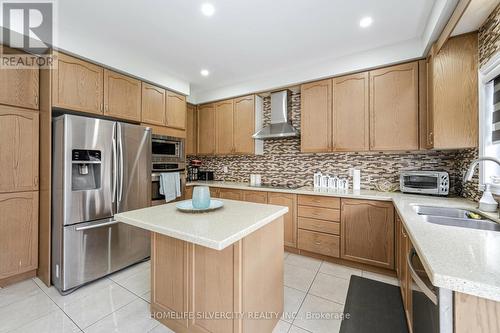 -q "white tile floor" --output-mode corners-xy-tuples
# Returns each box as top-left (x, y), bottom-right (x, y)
(0, 253), (398, 333)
